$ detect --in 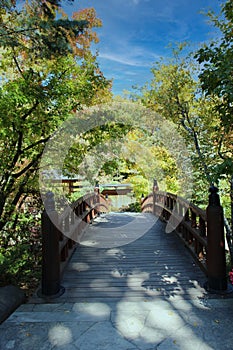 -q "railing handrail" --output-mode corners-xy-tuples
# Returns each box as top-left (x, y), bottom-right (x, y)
(40, 191), (109, 297)
(141, 187), (229, 293)
(141, 190), (208, 275)
(142, 191), (206, 220)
